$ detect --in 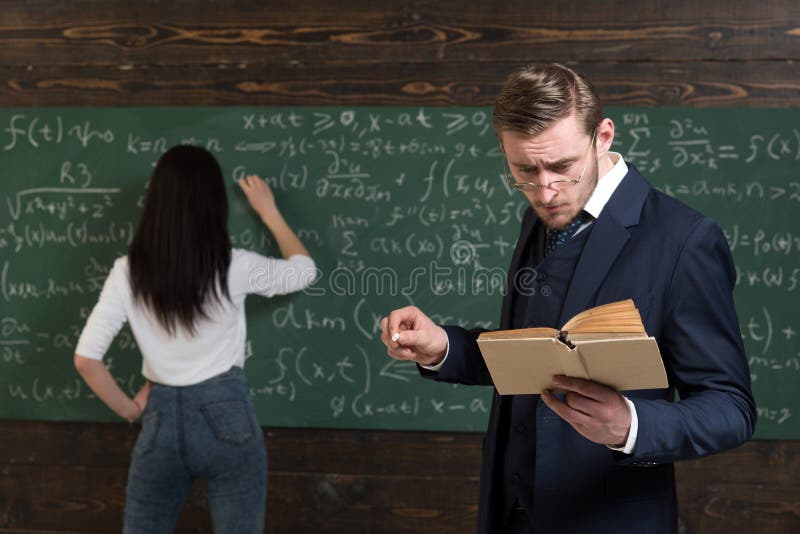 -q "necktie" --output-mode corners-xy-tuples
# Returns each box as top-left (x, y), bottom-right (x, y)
(545, 211), (590, 256)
